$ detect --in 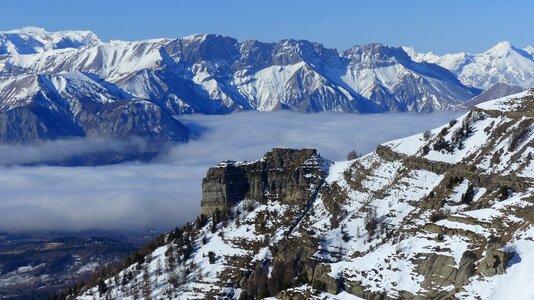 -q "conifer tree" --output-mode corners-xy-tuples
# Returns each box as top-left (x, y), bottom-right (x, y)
(142, 264), (152, 300)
